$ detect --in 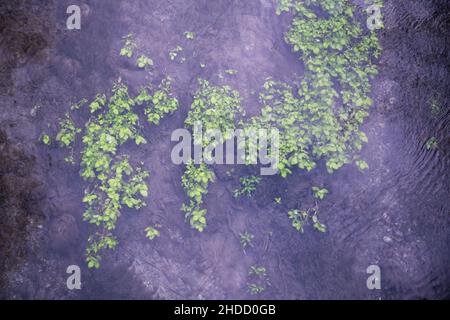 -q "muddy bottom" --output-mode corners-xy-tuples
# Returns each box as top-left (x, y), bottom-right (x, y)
(0, 0), (449, 299)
